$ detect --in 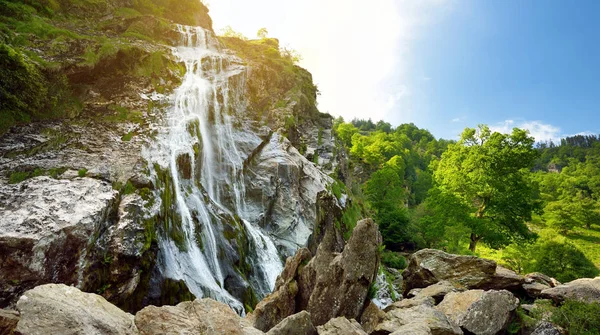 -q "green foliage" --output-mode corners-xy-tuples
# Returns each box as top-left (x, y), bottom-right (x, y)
(433, 125), (540, 251)
(256, 27), (268, 39)
(532, 241), (599, 282)
(552, 300), (600, 335)
(8, 171), (31, 184)
(78, 168), (87, 177)
(122, 131), (134, 141)
(335, 122), (358, 147)
(381, 250), (407, 269)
